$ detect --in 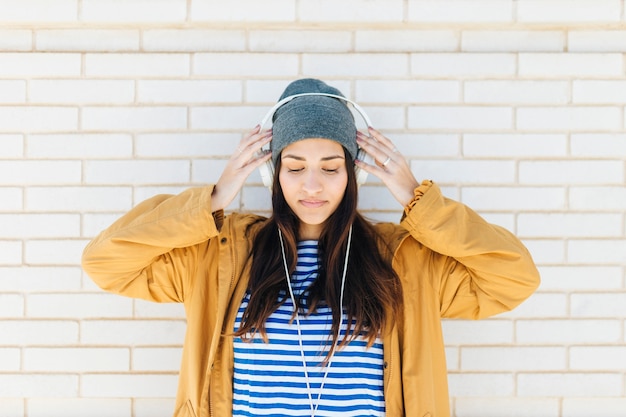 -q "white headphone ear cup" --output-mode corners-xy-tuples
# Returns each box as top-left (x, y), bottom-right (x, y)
(355, 148), (372, 187)
(259, 159), (274, 189)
